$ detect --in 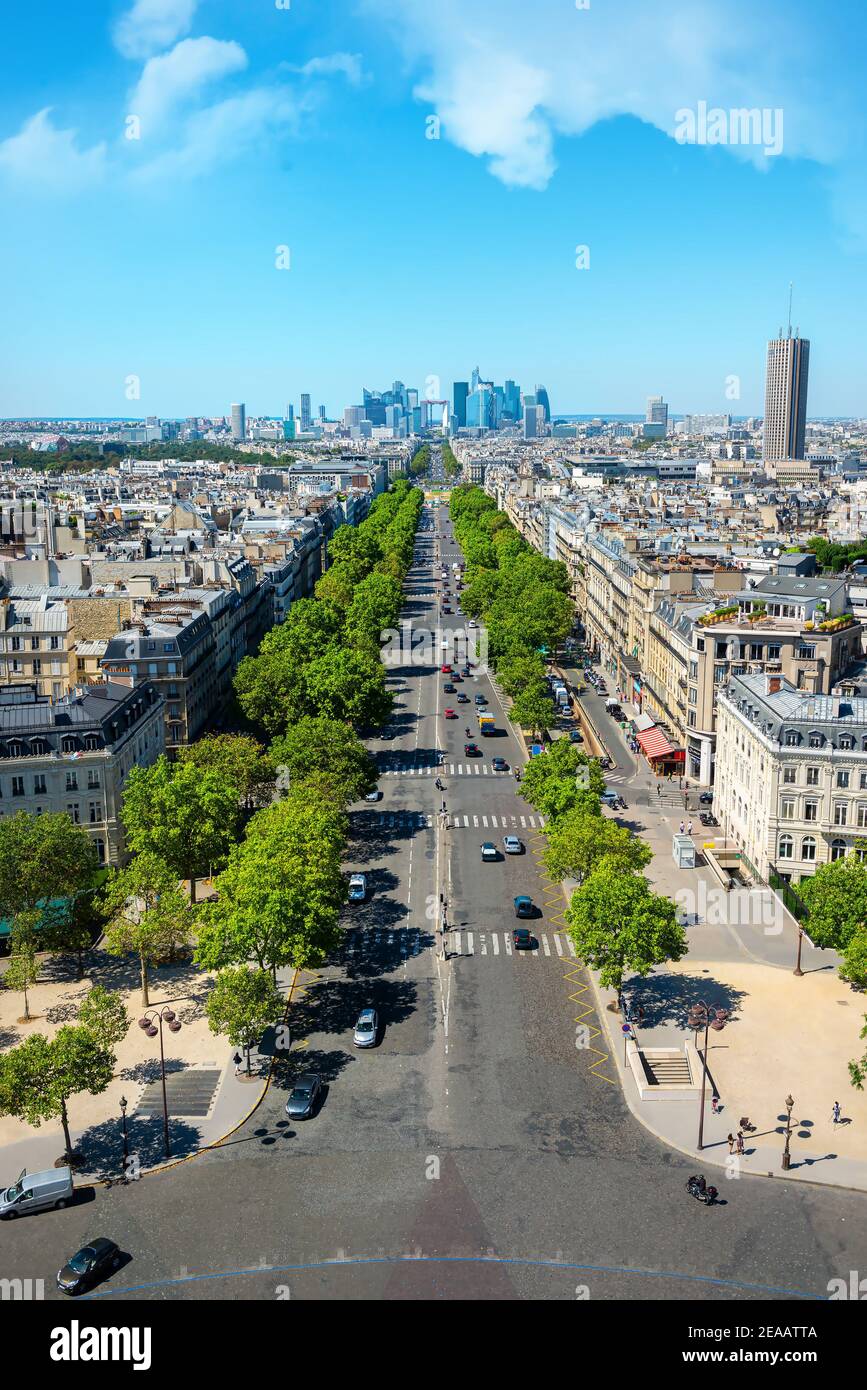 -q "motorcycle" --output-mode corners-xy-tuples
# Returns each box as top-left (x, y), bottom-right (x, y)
(686, 1175), (718, 1205)
(465, 727), (472, 738)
